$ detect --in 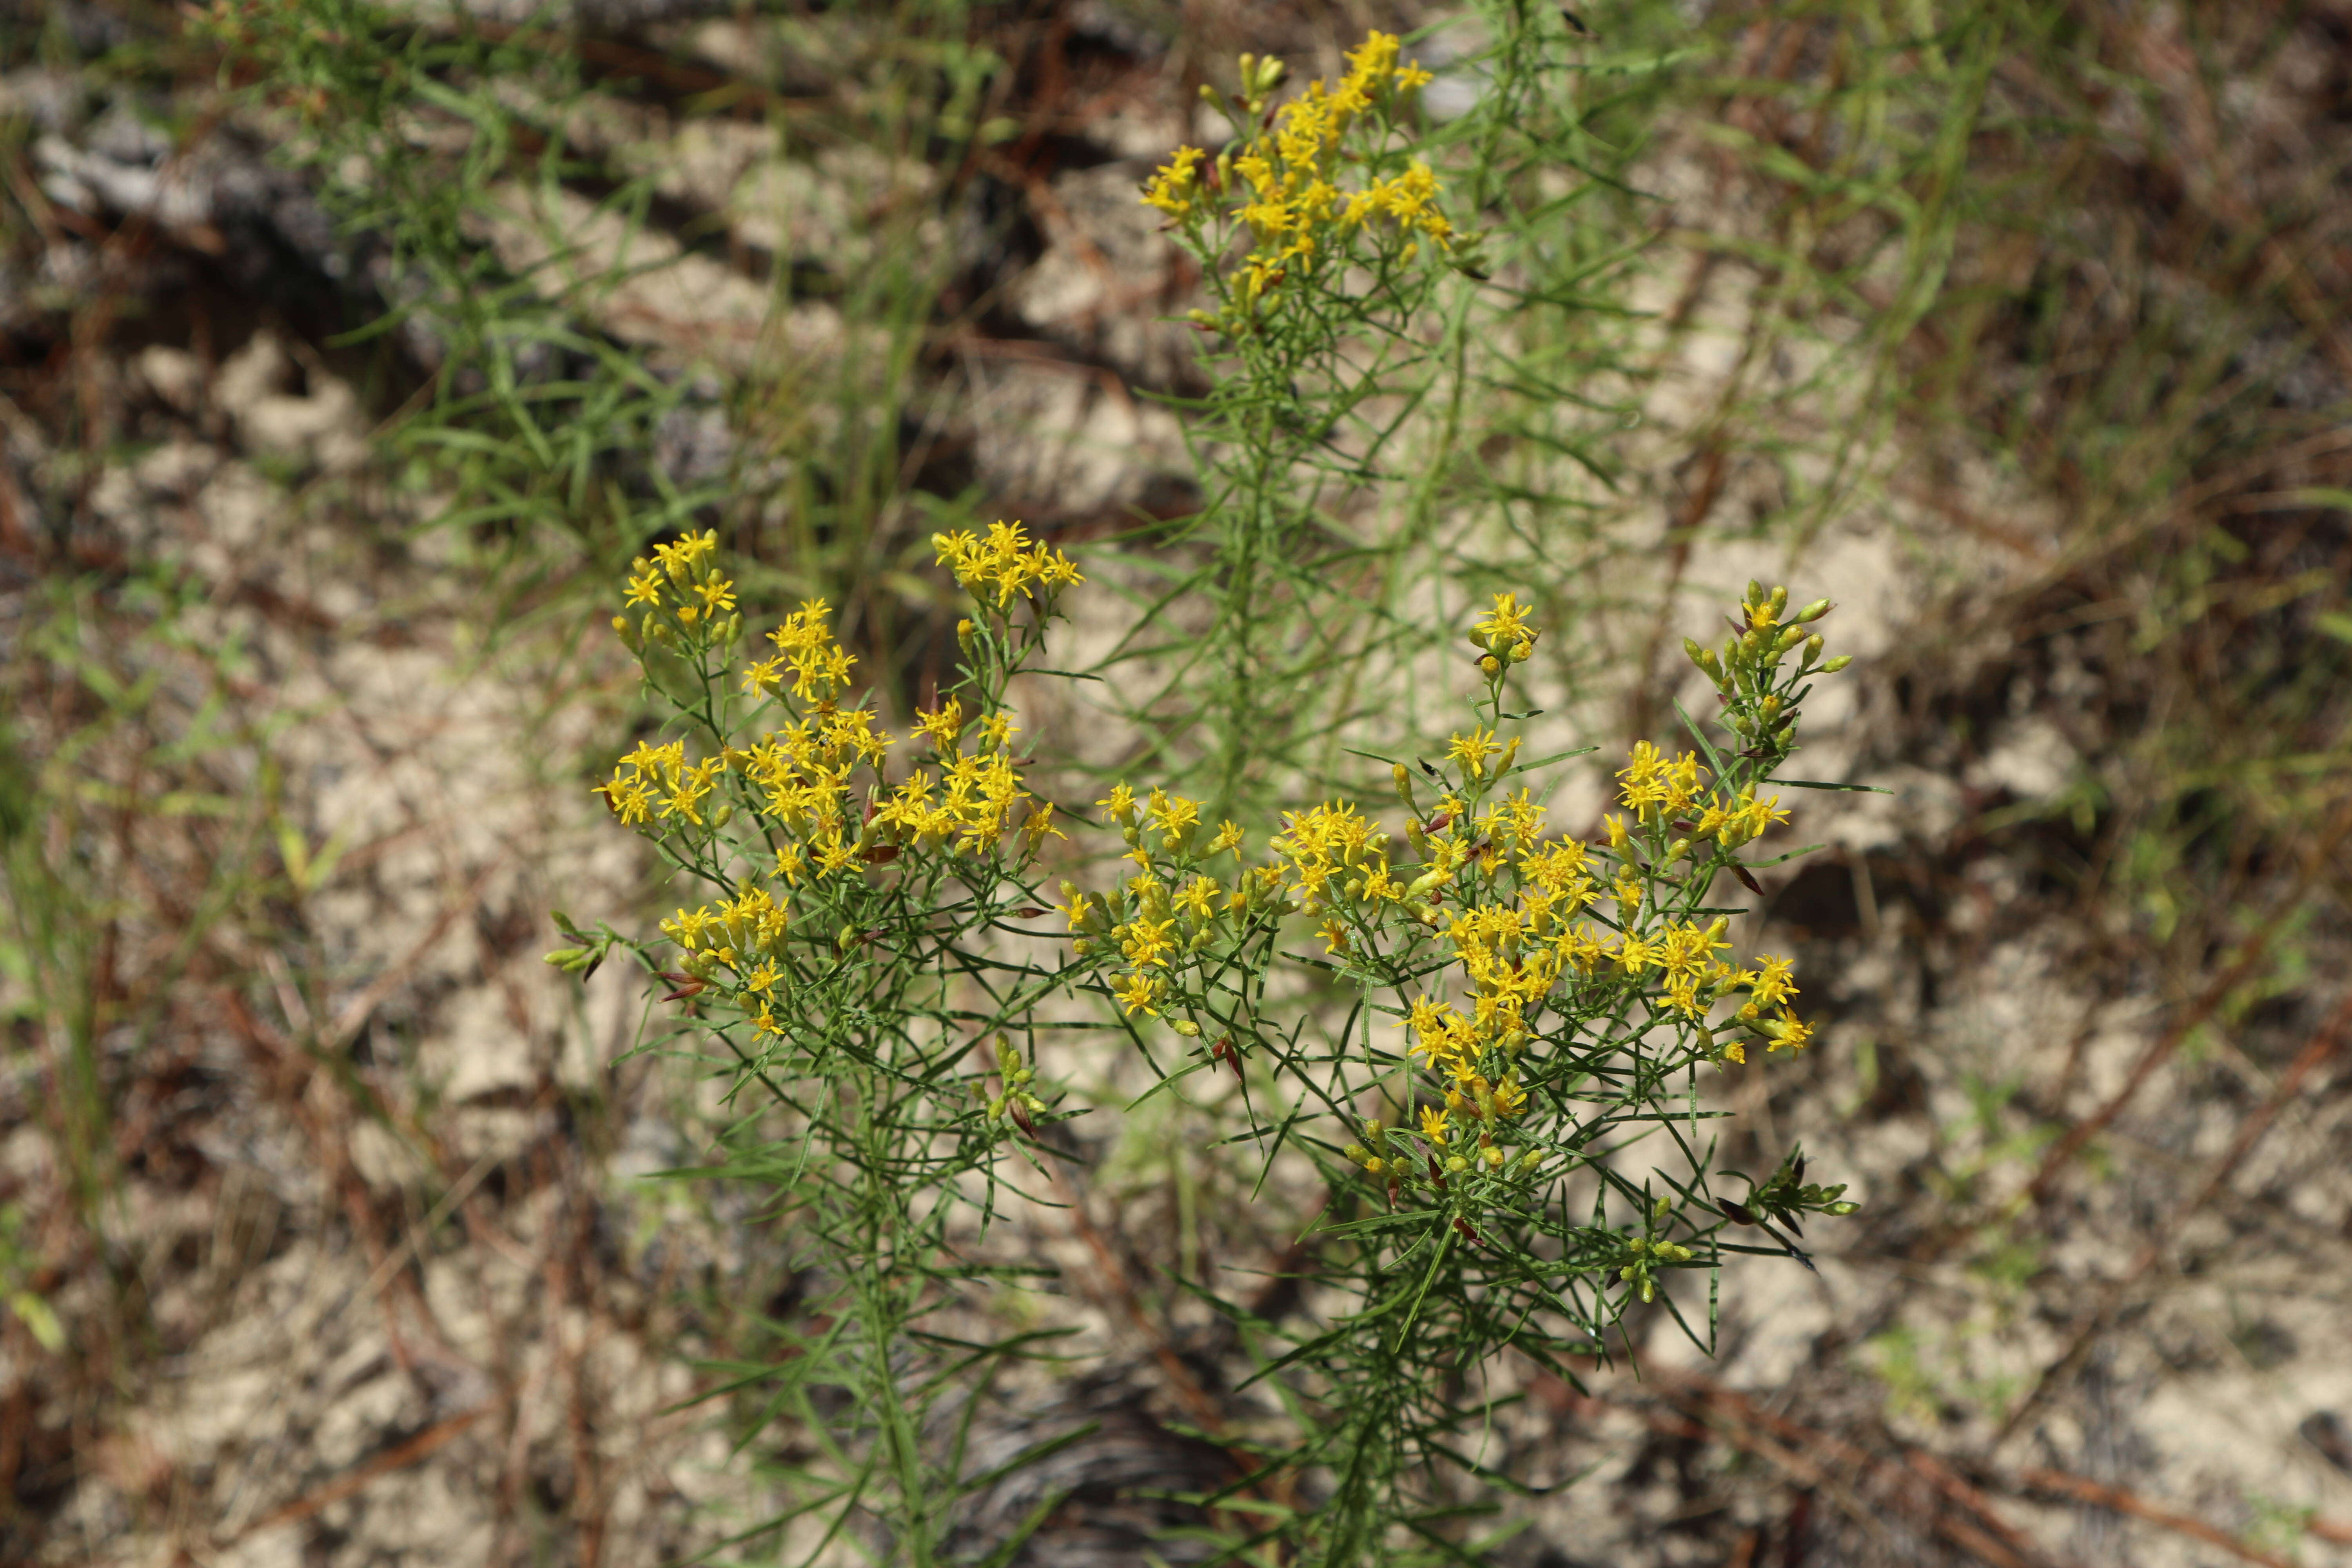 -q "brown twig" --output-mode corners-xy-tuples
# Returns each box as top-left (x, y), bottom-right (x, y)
(229, 1405), (491, 1540)
(2011, 1467), (2299, 1568)
(1658, 1376), (2063, 1568)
